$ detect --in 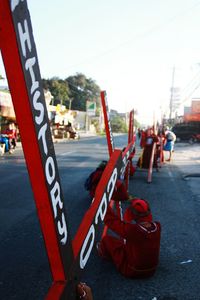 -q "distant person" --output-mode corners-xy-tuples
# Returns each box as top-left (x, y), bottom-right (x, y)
(0, 134), (9, 153)
(163, 127), (176, 162)
(139, 129), (146, 148)
(137, 128), (141, 139)
(137, 128), (159, 169)
(0, 123), (15, 153)
(97, 198), (161, 278)
(65, 121), (78, 139)
(8, 123), (17, 149)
